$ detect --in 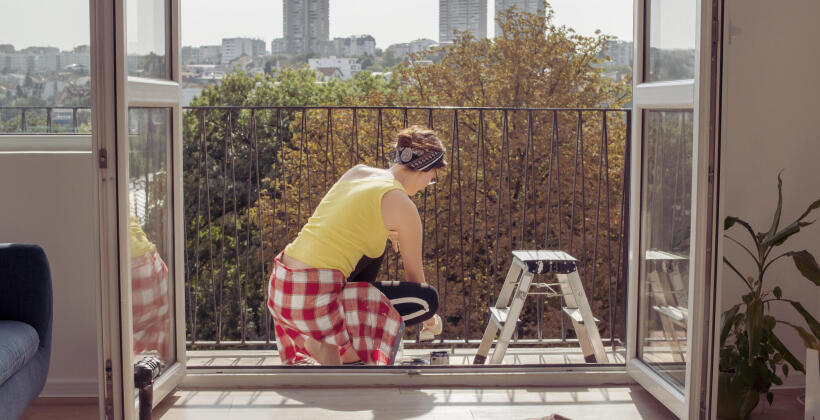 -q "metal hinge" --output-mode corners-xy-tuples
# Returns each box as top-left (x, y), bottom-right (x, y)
(104, 358), (114, 419)
(99, 148), (108, 169)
